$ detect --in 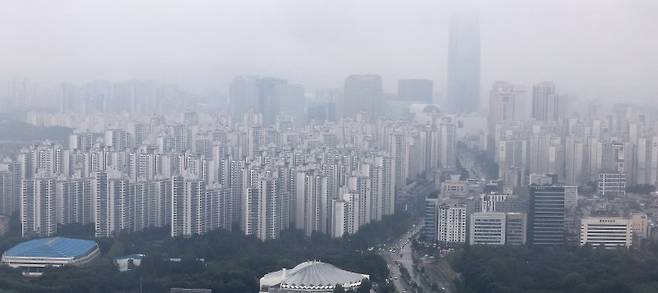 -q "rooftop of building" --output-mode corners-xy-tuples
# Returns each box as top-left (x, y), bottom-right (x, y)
(261, 260), (368, 289)
(4, 237), (98, 259)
